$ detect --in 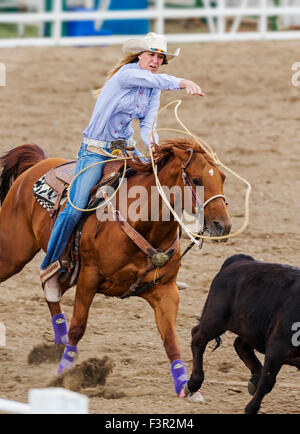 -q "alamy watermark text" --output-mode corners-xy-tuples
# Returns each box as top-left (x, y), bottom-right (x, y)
(291, 62), (300, 87)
